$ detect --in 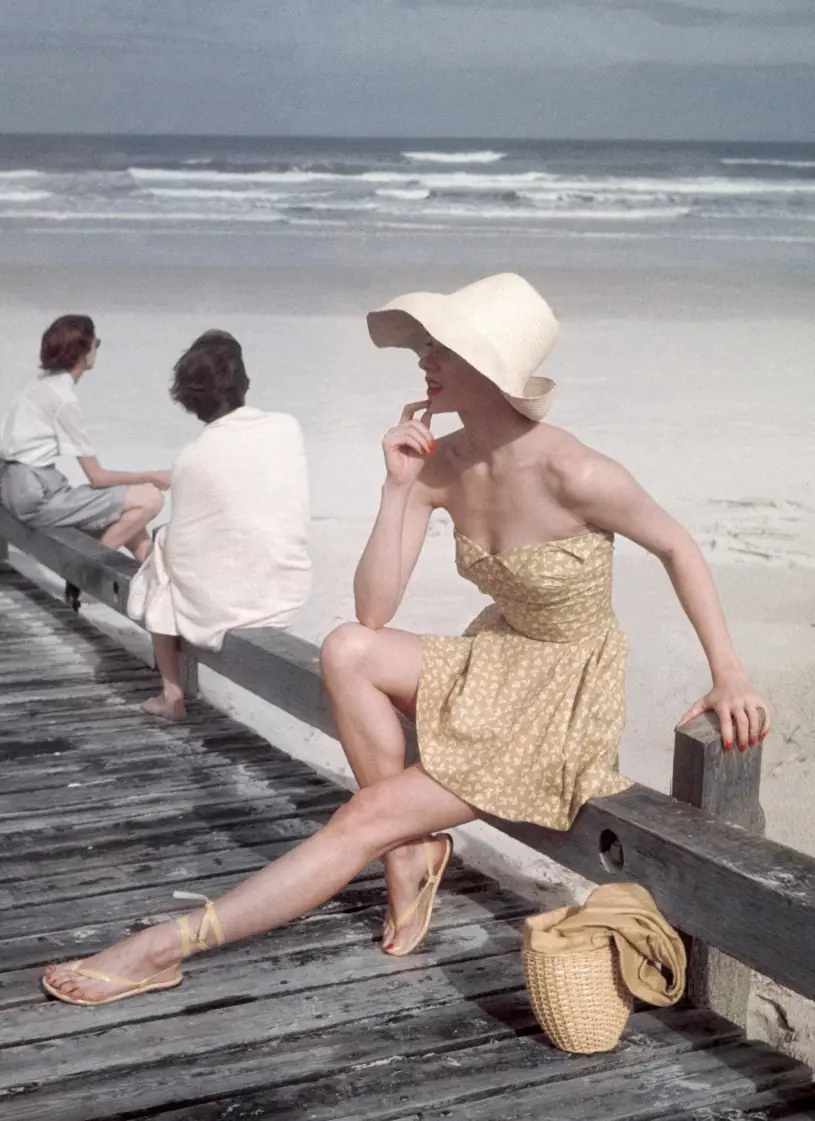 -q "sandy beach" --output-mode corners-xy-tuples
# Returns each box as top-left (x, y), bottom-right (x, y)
(2, 263), (814, 831)
(2, 261), (814, 1052)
